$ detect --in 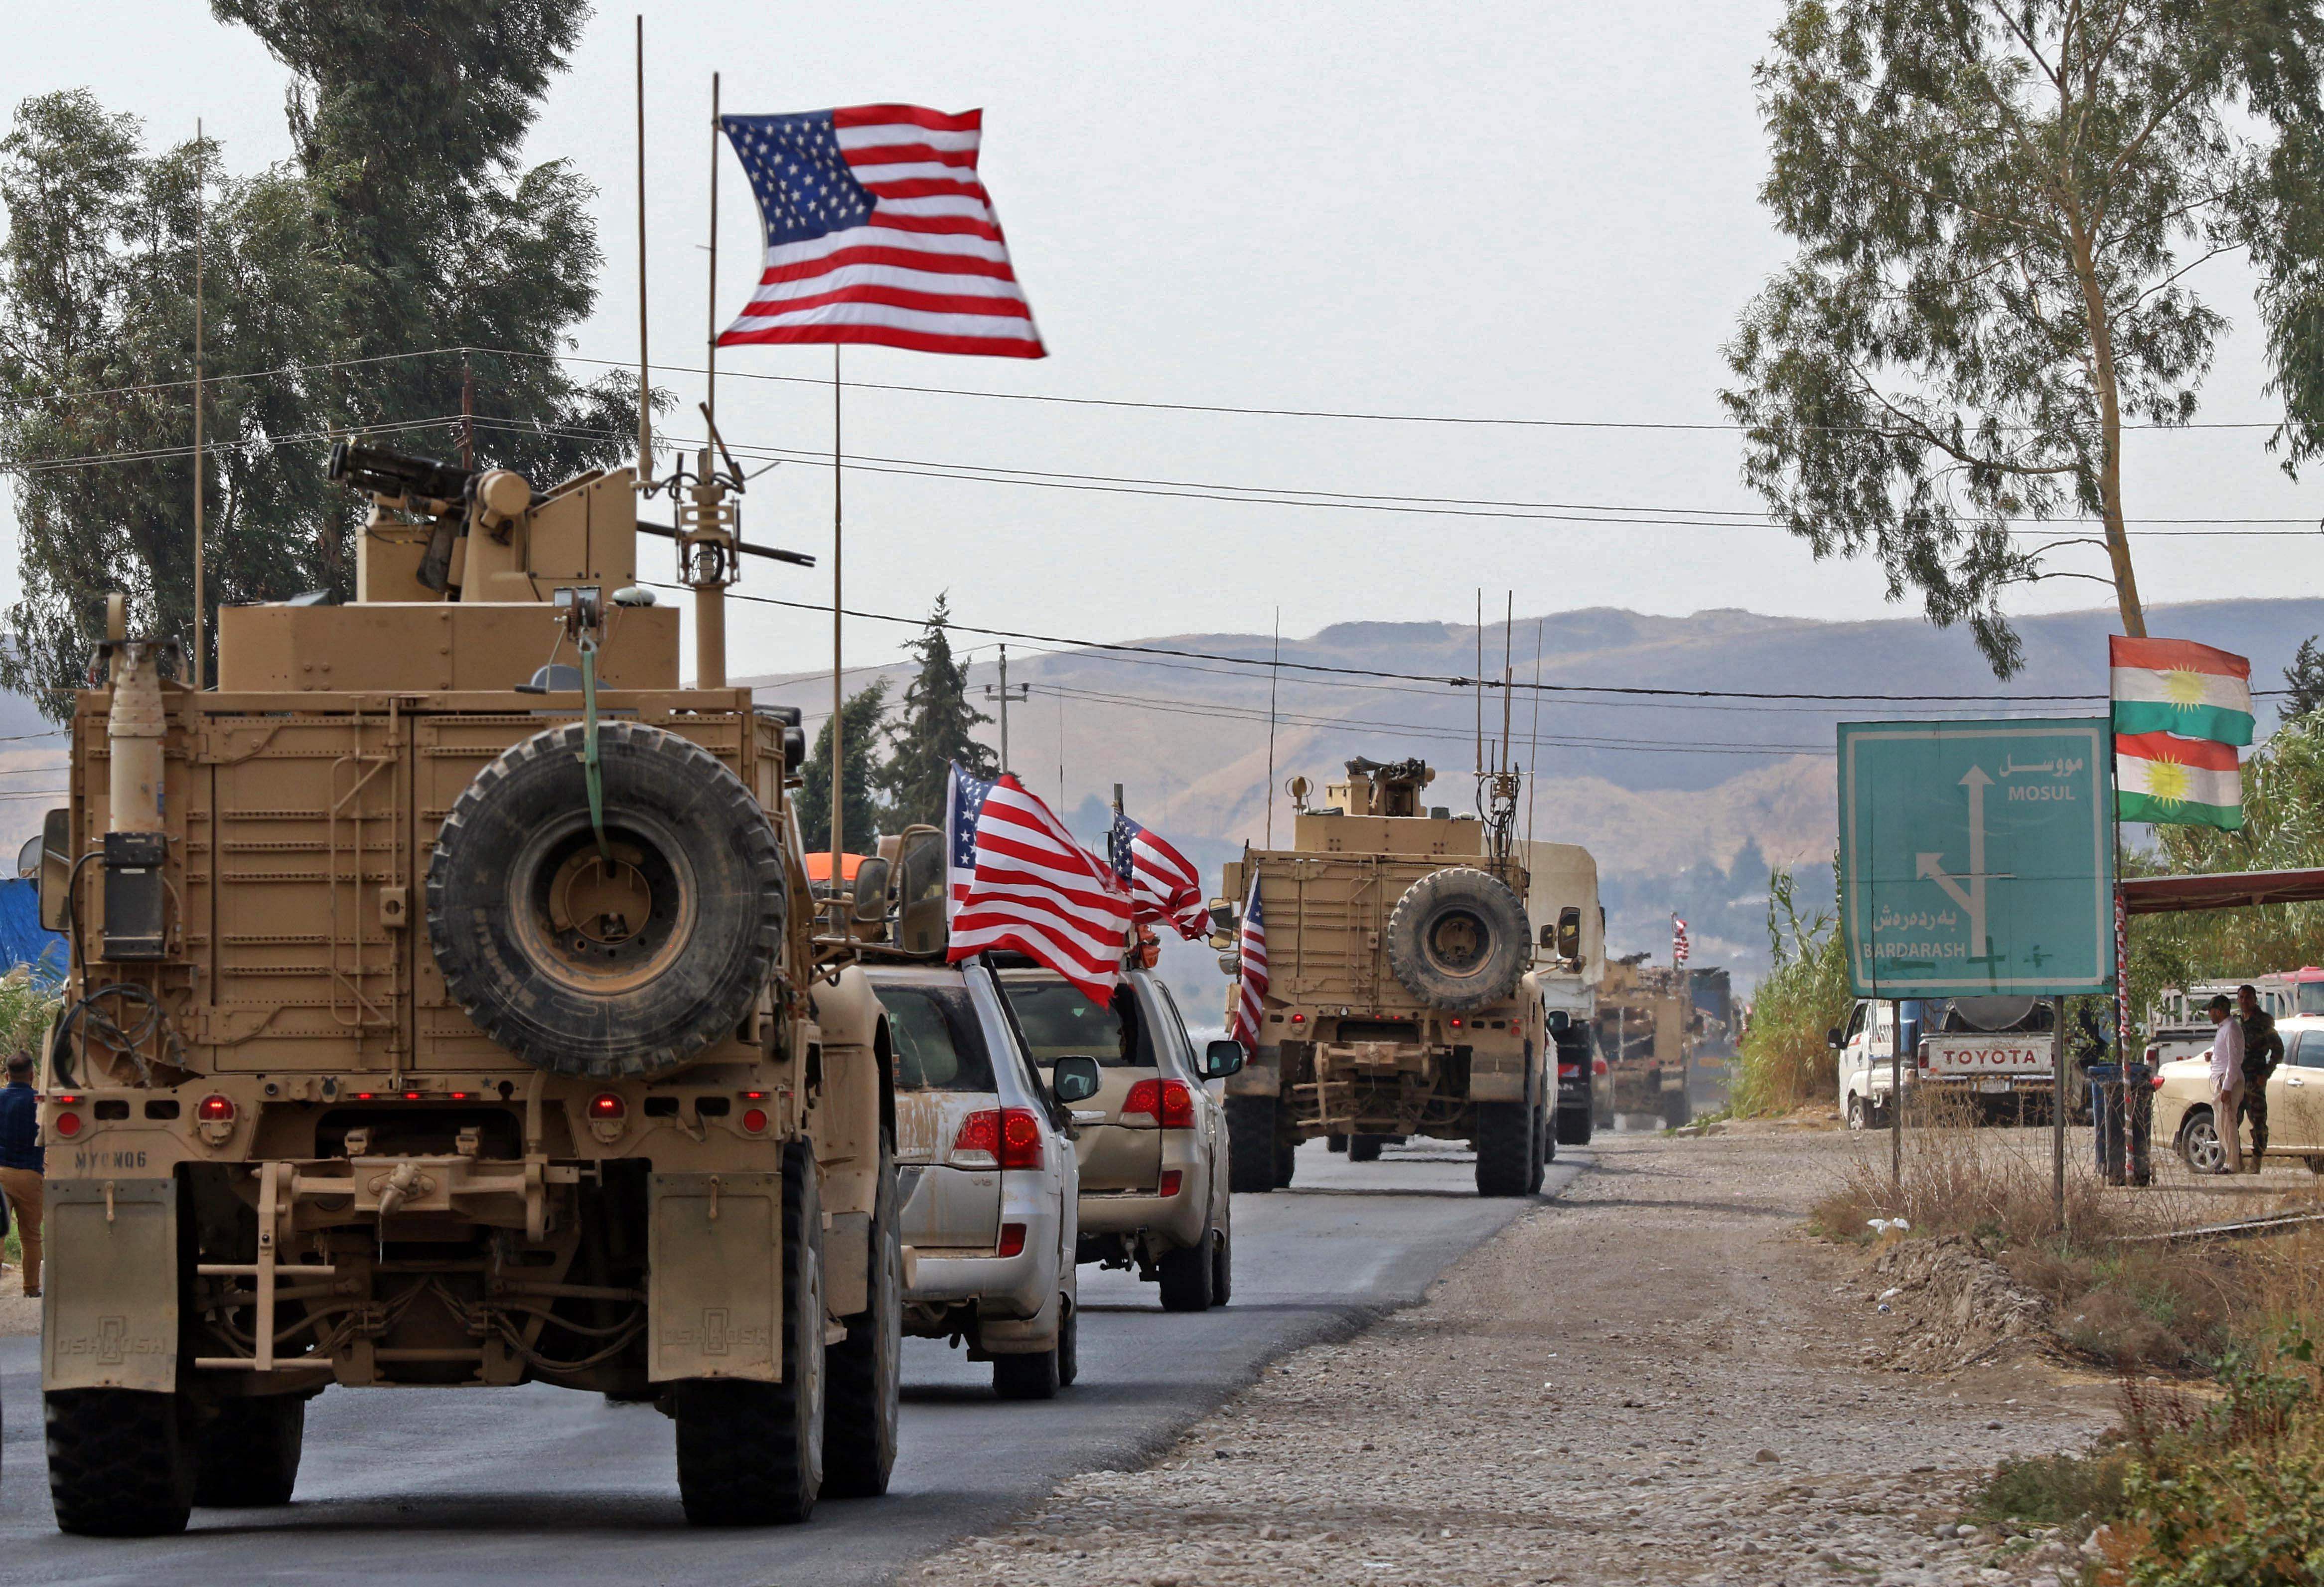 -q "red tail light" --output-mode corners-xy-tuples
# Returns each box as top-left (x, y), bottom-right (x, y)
(1123, 1079), (1194, 1128)
(196, 1094), (235, 1123)
(997, 1222), (1027, 1258)
(588, 1093), (625, 1120)
(740, 1108), (768, 1134)
(1592, 1057), (1608, 1077)
(1159, 1169), (1183, 1198)
(953, 1109), (1043, 1169)
(53, 1111), (82, 1138)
